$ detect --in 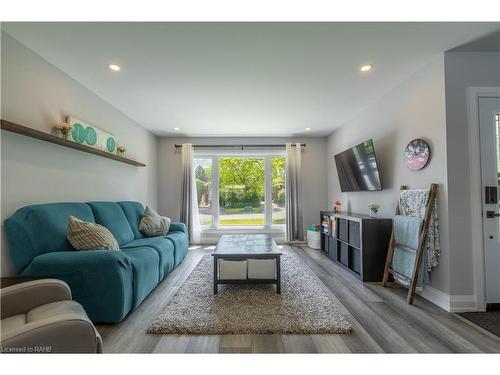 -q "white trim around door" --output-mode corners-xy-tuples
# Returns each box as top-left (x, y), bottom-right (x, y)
(467, 86), (500, 312)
